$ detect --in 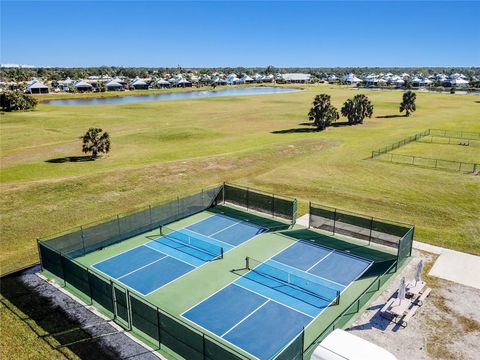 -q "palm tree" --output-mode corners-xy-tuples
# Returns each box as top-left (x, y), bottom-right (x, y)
(399, 90), (416, 117)
(341, 94), (374, 125)
(82, 128), (111, 159)
(308, 94), (339, 130)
